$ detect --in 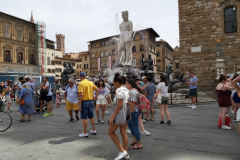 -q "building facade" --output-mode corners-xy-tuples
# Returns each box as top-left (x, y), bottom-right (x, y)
(155, 40), (174, 74)
(76, 58), (82, 79)
(89, 28), (160, 77)
(0, 12), (38, 75)
(80, 51), (90, 76)
(177, 0), (240, 86)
